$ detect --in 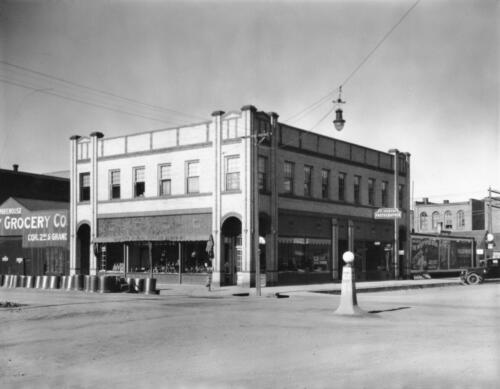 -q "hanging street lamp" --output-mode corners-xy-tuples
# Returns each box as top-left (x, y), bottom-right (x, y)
(333, 86), (346, 131)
